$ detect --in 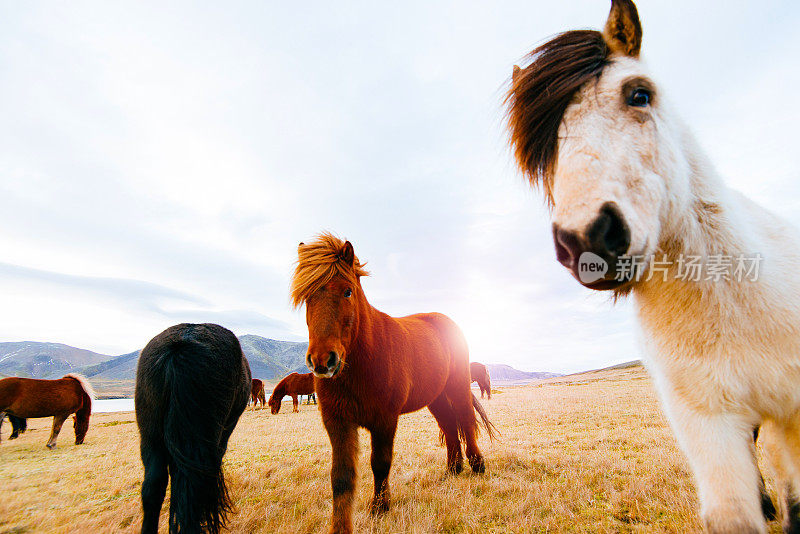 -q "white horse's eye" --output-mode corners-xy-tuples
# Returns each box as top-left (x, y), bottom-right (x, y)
(344, 289), (352, 298)
(627, 87), (651, 107)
